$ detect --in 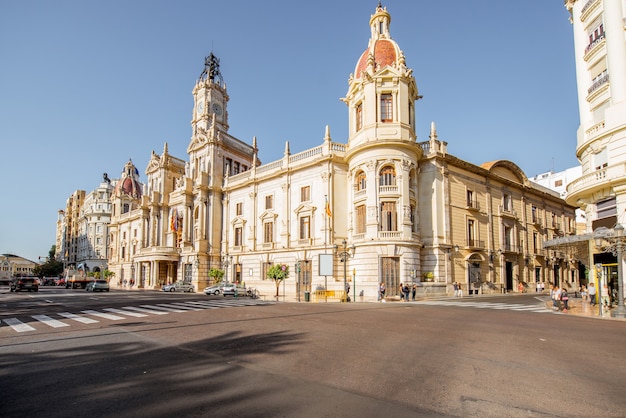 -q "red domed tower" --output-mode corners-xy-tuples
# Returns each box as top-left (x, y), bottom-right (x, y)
(343, 2), (420, 151)
(113, 160), (143, 214)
